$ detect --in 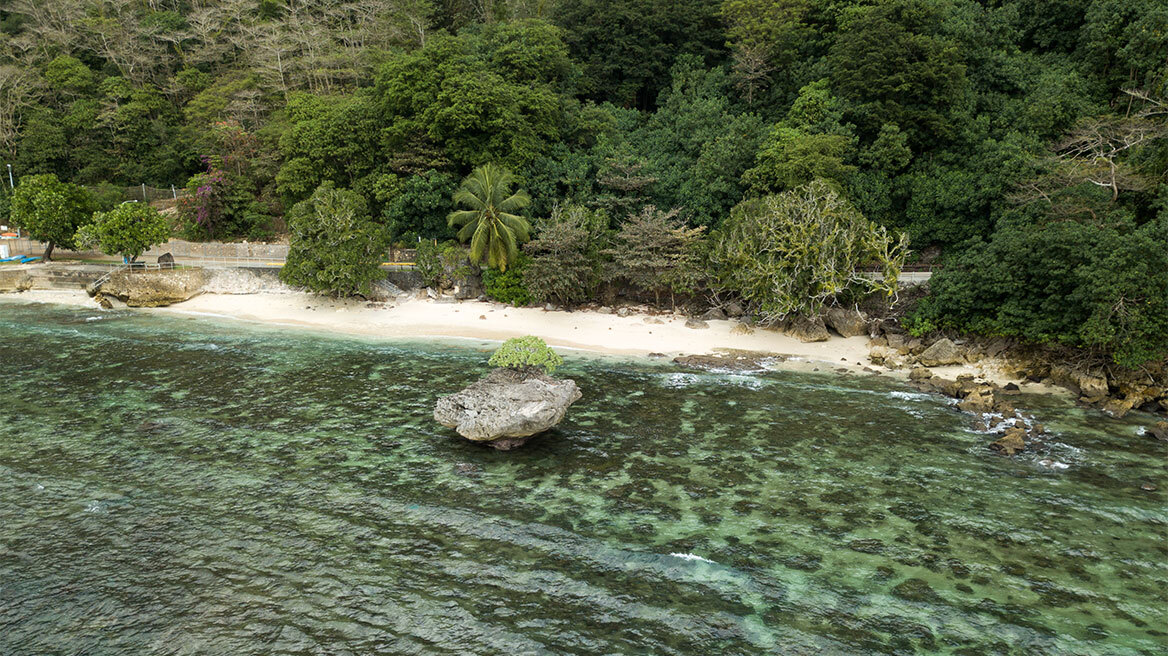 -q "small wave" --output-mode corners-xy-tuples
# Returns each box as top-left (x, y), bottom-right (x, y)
(670, 552), (716, 564)
(85, 316), (103, 322)
(889, 390), (933, 402)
